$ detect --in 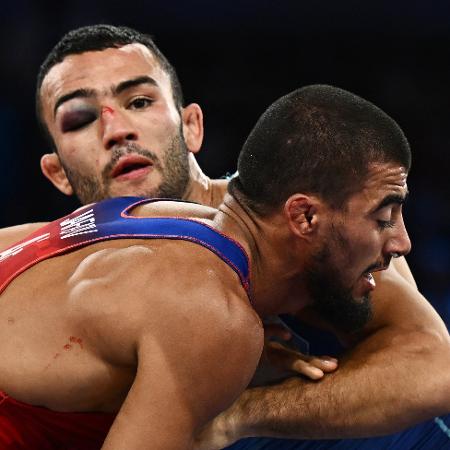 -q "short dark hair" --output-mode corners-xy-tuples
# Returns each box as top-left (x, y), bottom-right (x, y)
(229, 85), (412, 214)
(36, 24), (184, 150)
